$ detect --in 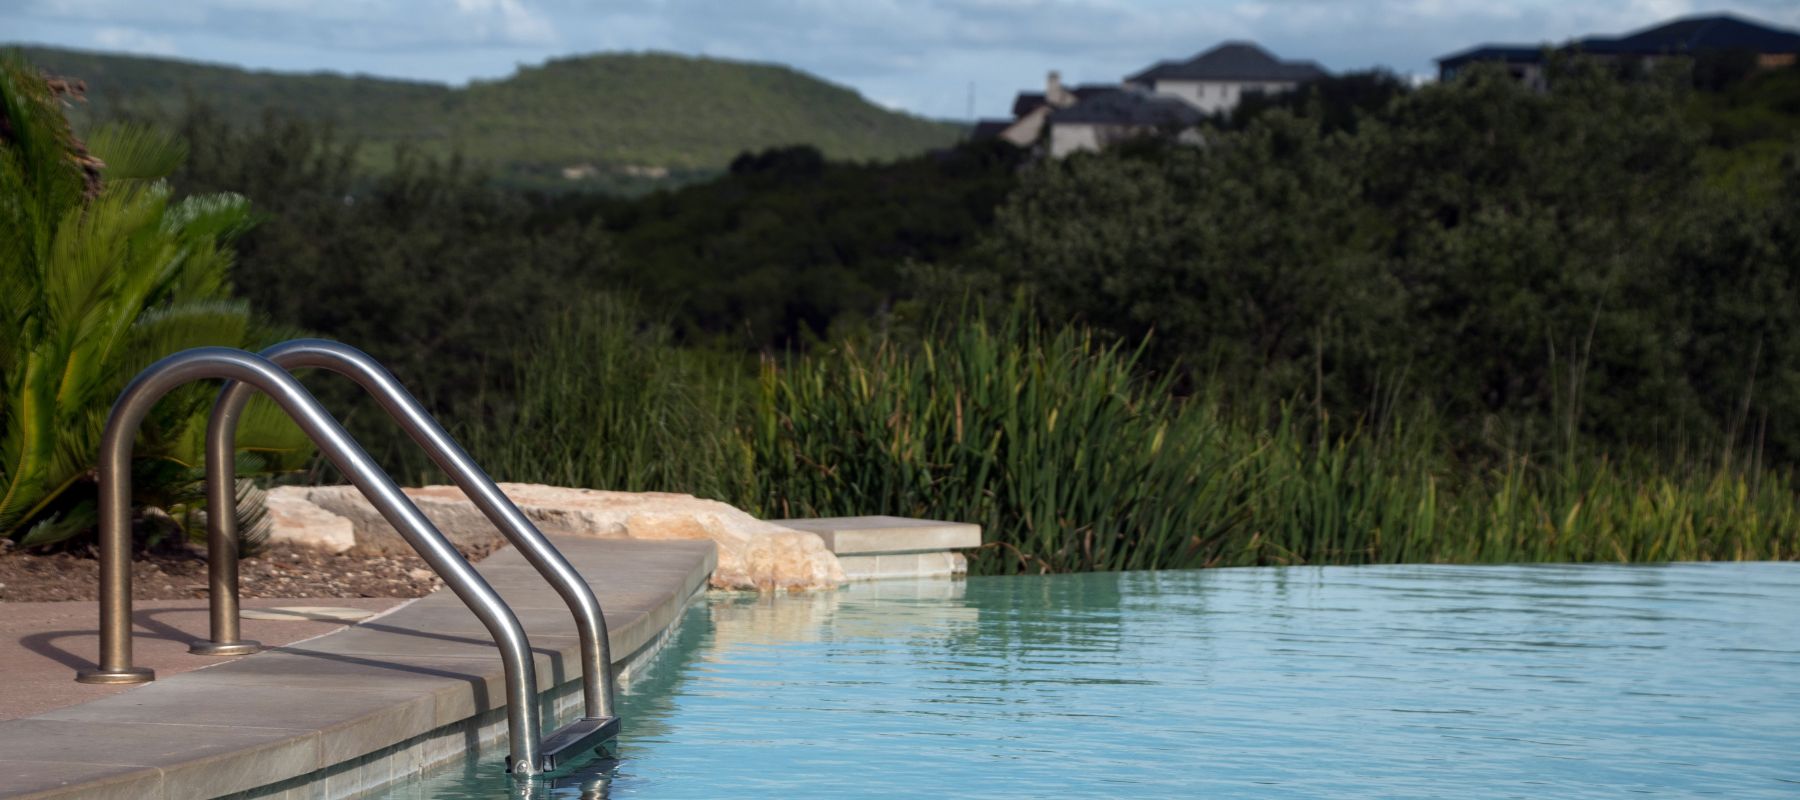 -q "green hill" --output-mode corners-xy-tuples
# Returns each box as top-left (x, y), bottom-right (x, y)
(10, 45), (964, 188)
